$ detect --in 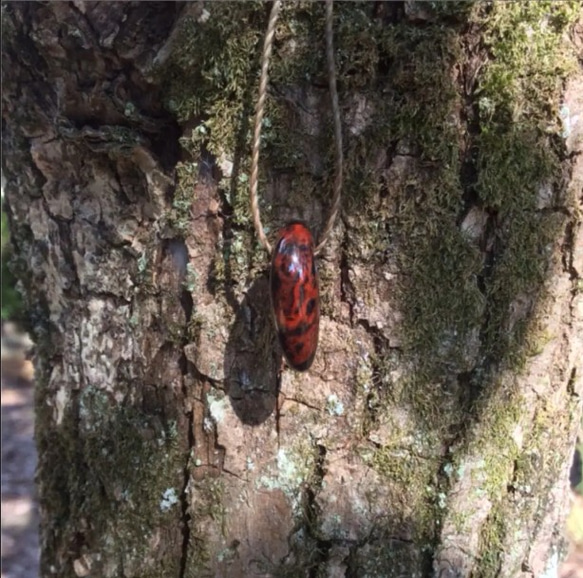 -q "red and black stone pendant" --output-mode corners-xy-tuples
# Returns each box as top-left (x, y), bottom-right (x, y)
(270, 221), (320, 371)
